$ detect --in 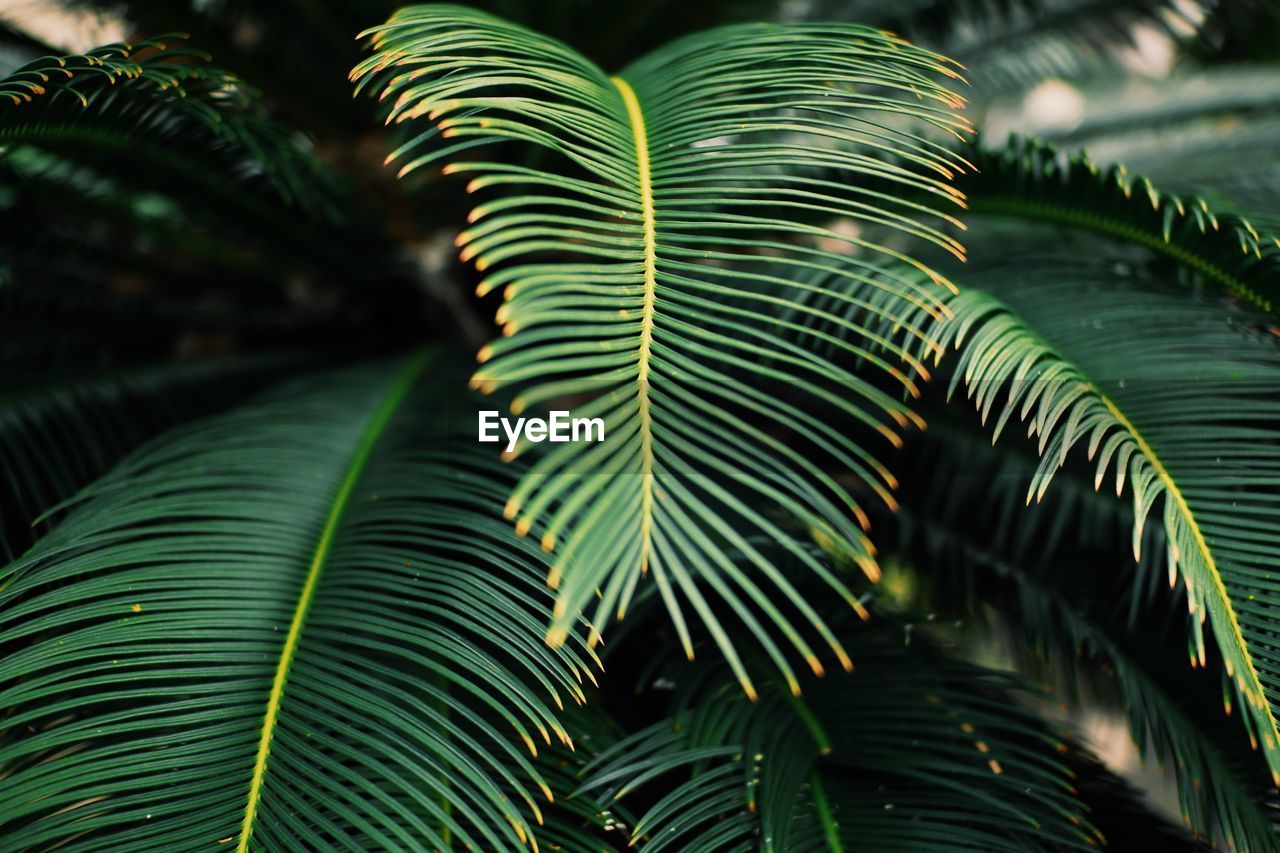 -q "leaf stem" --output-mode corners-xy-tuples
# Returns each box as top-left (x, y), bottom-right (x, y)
(611, 76), (657, 579)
